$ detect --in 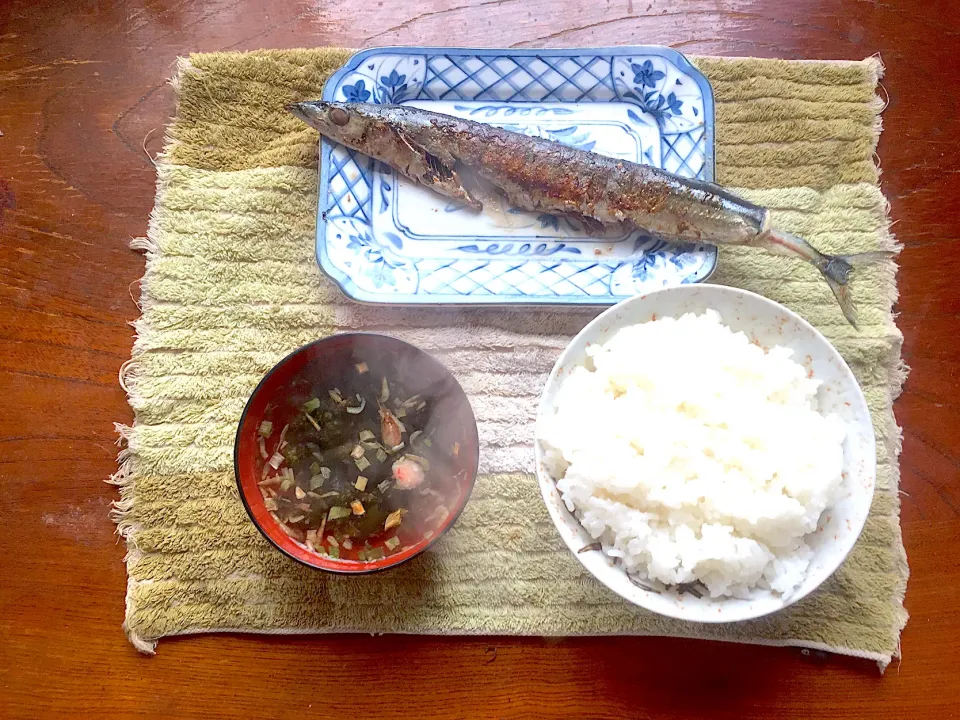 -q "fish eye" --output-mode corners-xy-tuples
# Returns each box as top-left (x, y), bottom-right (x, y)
(329, 107), (350, 126)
